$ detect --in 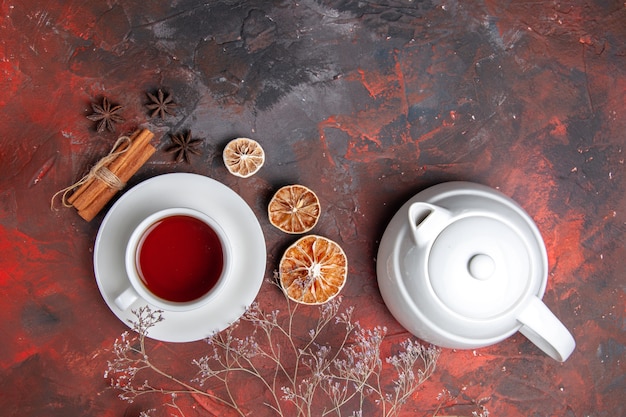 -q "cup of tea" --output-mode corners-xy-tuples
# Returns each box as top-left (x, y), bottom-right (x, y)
(115, 207), (231, 312)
